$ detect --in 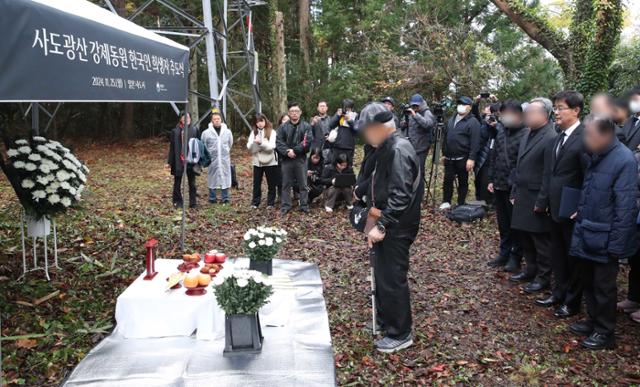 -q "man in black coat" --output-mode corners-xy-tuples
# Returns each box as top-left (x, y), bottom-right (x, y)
(381, 96), (402, 133)
(167, 112), (198, 208)
(358, 109), (422, 353)
(310, 100), (332, 158)
(400, 93), (436, 177)
(620, 86), (640, 149)
(276, 102), (313, 215)
(487, 100), (527, 272)
(510, 98), (557, 293)
(534, 91), (586, 317)
(440, 96), (481, 209)
(327, 99), (358, 166)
